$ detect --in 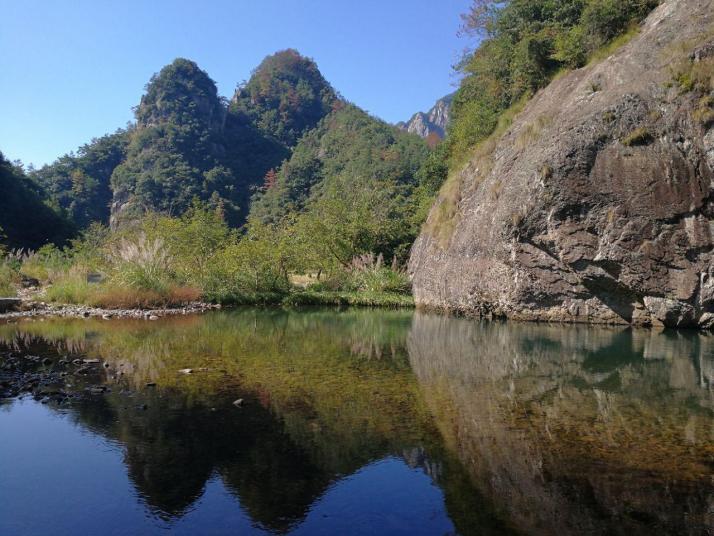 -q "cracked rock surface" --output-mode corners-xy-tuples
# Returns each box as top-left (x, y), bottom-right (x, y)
(409, 0), (714, 328)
